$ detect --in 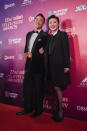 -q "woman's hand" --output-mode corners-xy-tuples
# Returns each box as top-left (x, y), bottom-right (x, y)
(64, 68), (70, 73)
(39, 48), (44, 54)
